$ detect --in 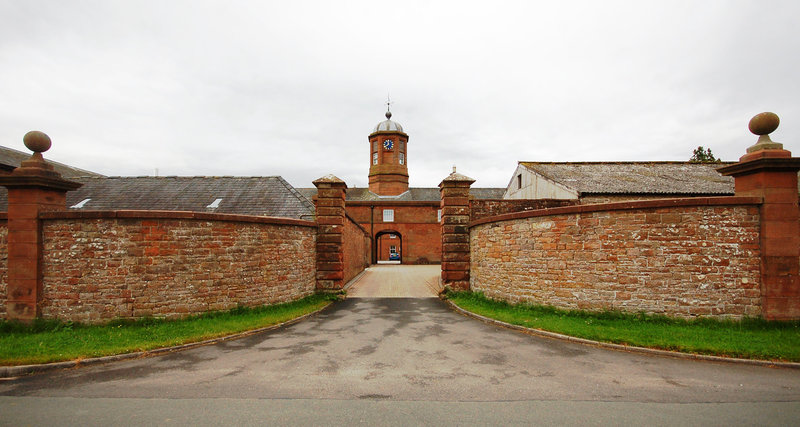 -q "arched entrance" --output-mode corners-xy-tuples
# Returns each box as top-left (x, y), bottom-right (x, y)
(374, 230), (402, 264)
